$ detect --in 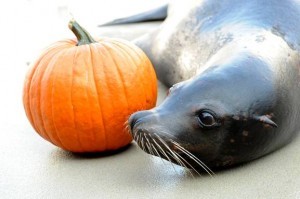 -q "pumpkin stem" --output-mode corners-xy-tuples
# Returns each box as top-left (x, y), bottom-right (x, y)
(68, 20), (96, 46)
